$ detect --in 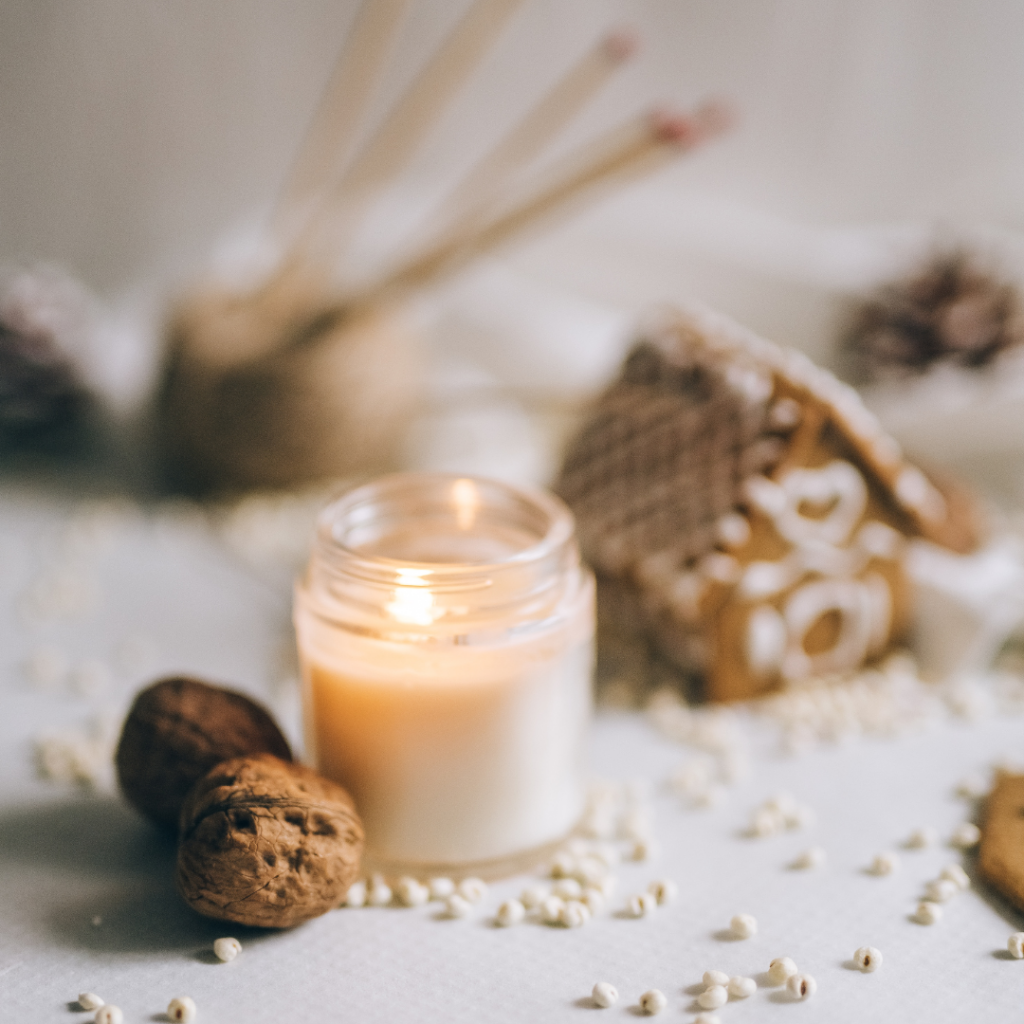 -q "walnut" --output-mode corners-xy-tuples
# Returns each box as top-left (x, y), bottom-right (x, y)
(176, 754), (364, 928)
(115, 676), (292, 830)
